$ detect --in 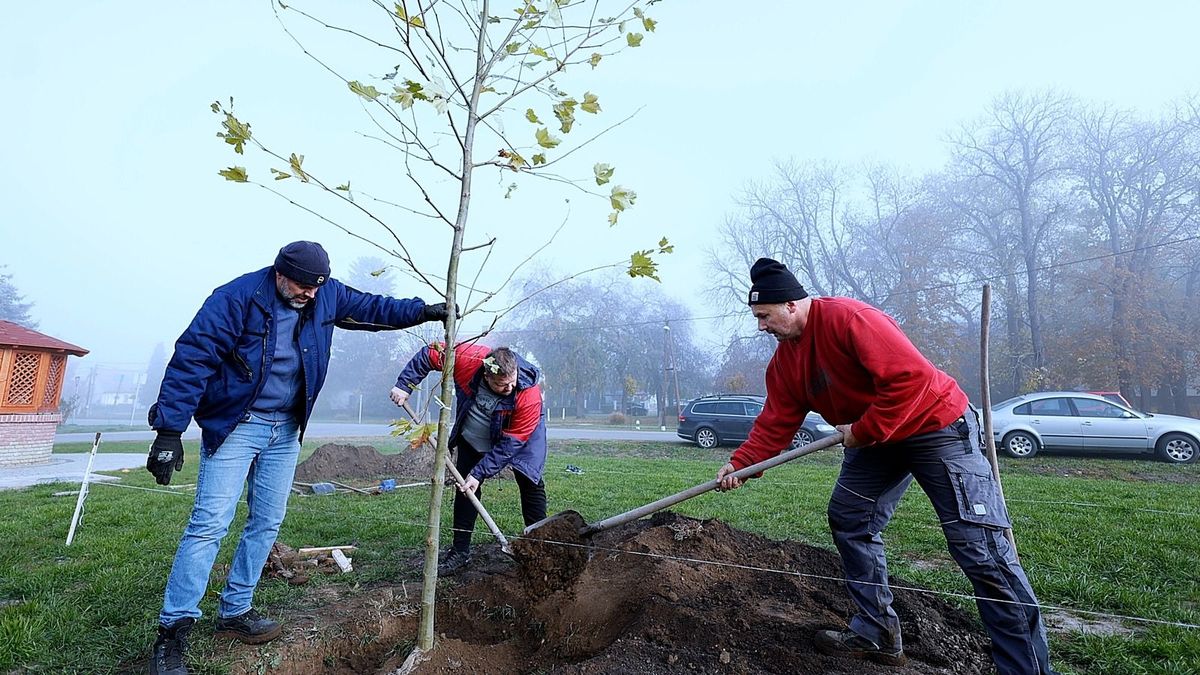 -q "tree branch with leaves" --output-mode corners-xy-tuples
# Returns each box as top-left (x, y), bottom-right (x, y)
(208, 0), (670, 658)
